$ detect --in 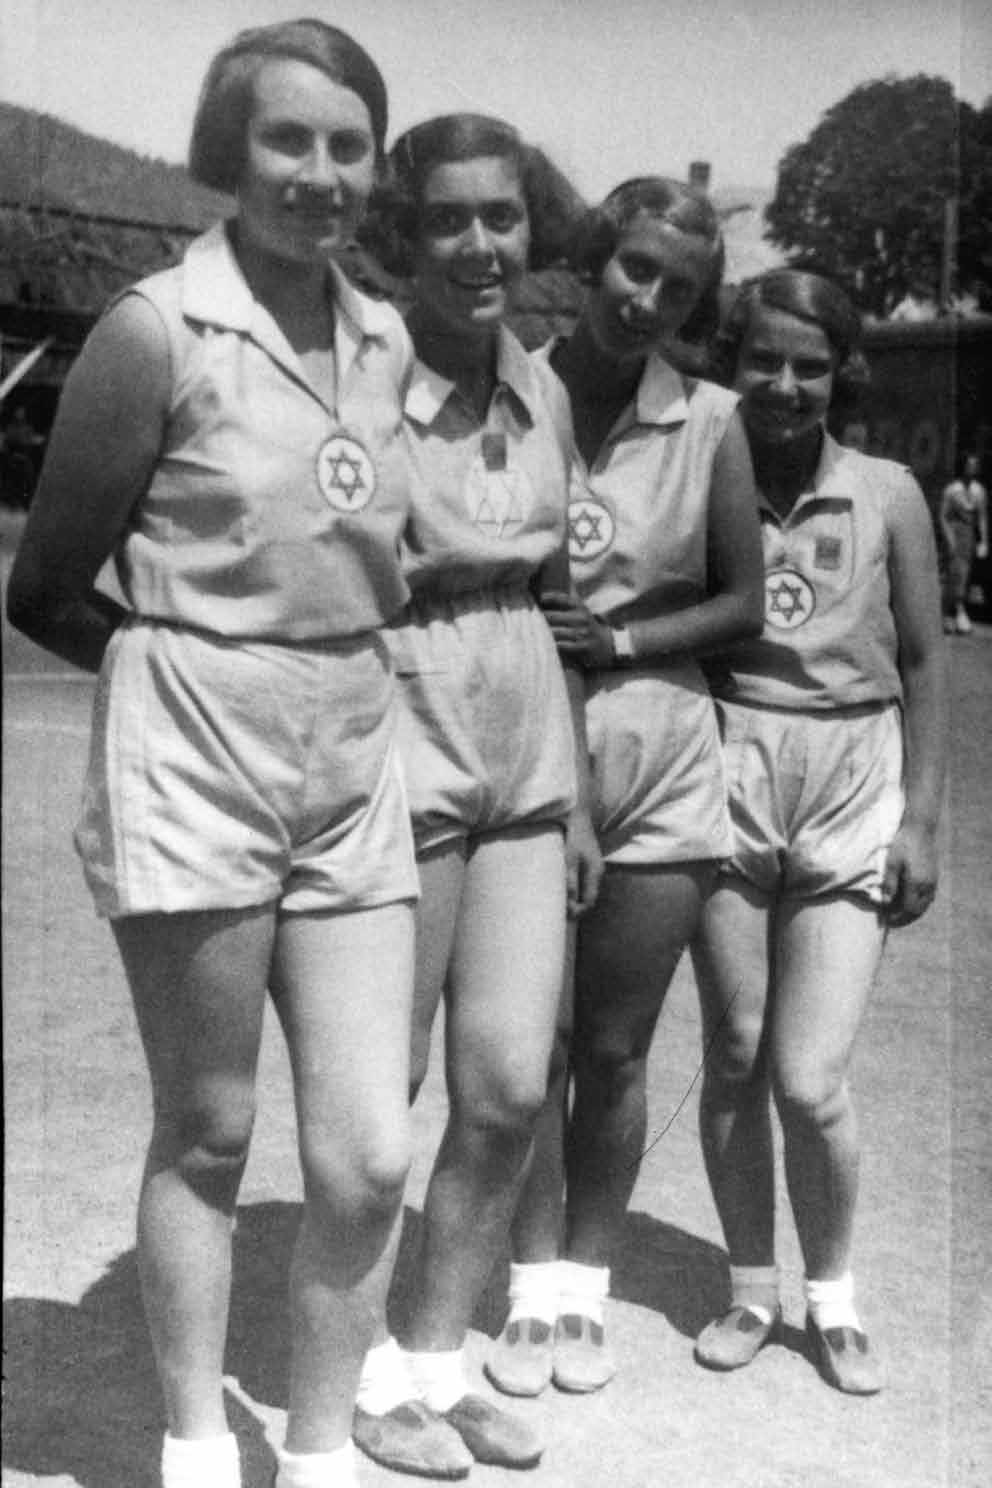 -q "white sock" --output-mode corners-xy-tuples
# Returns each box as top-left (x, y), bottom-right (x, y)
(806, 1272), (861, 1332)
(355, 1336), (419, 1415)
(729, 1264), (779, 1325)
(557, 1261), (610, 1327)
(505, 1260), (562, 1328)
(402, 1347), (470, 1412)
(161, 1432), (240, 1488)
(275, 1441), (357, 1488)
